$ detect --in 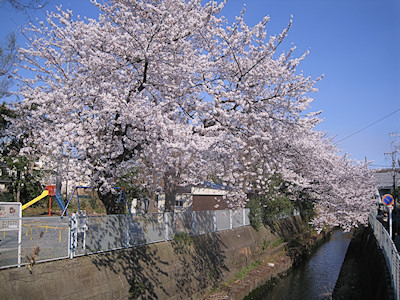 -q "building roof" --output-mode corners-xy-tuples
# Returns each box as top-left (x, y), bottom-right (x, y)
(373, 169), (400, 190)
(175, 181), (228, 195)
